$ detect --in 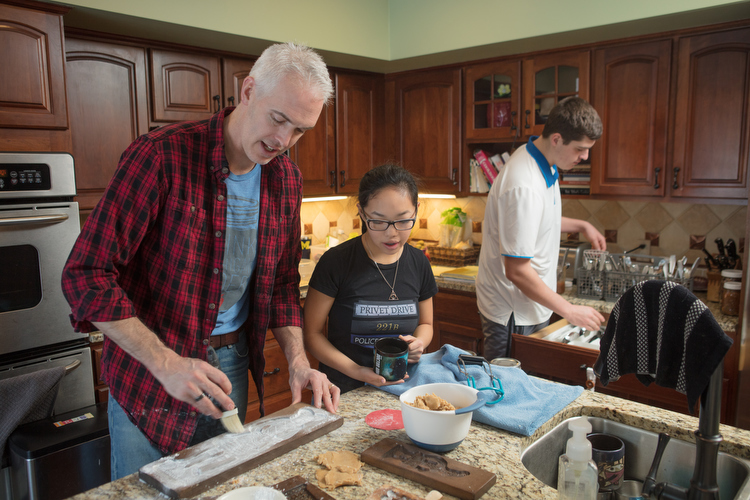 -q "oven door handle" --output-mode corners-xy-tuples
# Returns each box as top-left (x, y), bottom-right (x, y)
(0, 213), (69, 226)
